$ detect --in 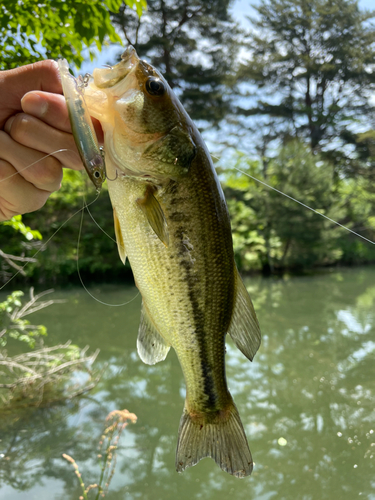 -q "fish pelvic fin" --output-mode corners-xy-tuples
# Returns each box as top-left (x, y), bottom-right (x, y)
(137, 302), (170, 365)
(176, 401), (253, 478)
(228, 269), (261, 361)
